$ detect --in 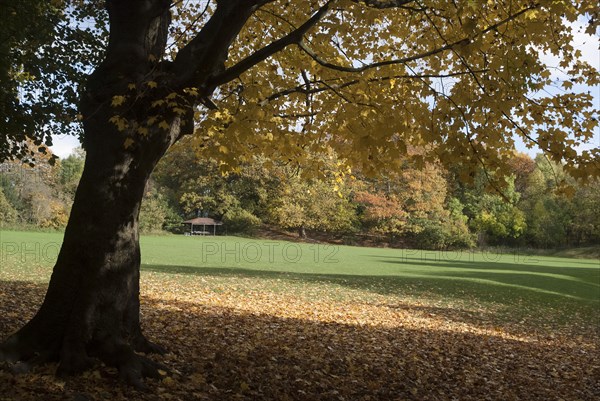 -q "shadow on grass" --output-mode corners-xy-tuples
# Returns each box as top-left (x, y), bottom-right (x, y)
(375, 258), (600, 299)
(0, 280), (598, 401)
(376, 255), (600, 275)
(141, 263), (600, 310)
